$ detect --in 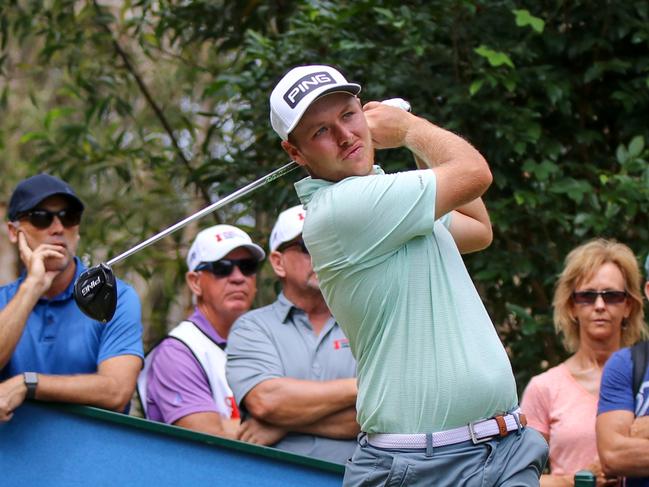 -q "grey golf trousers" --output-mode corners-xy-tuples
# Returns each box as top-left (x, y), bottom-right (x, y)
(343, 427), (548, 486)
